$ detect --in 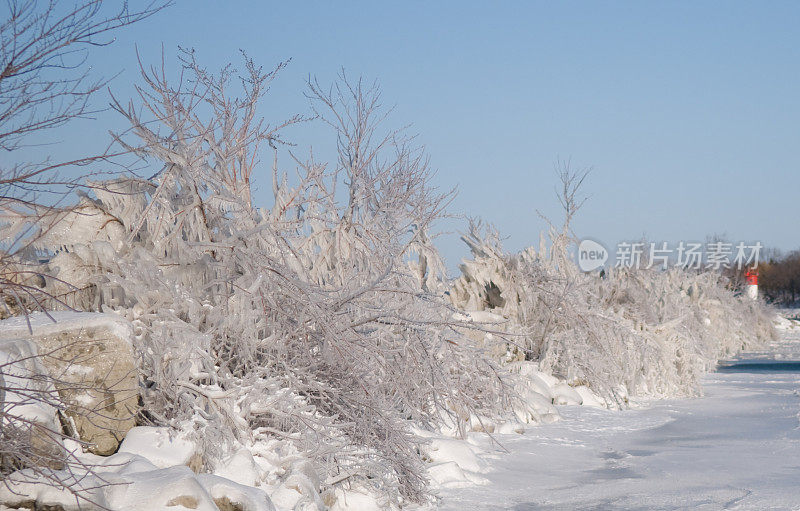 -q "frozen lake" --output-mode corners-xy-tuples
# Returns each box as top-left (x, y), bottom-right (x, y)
(438, 326), (800, 510)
